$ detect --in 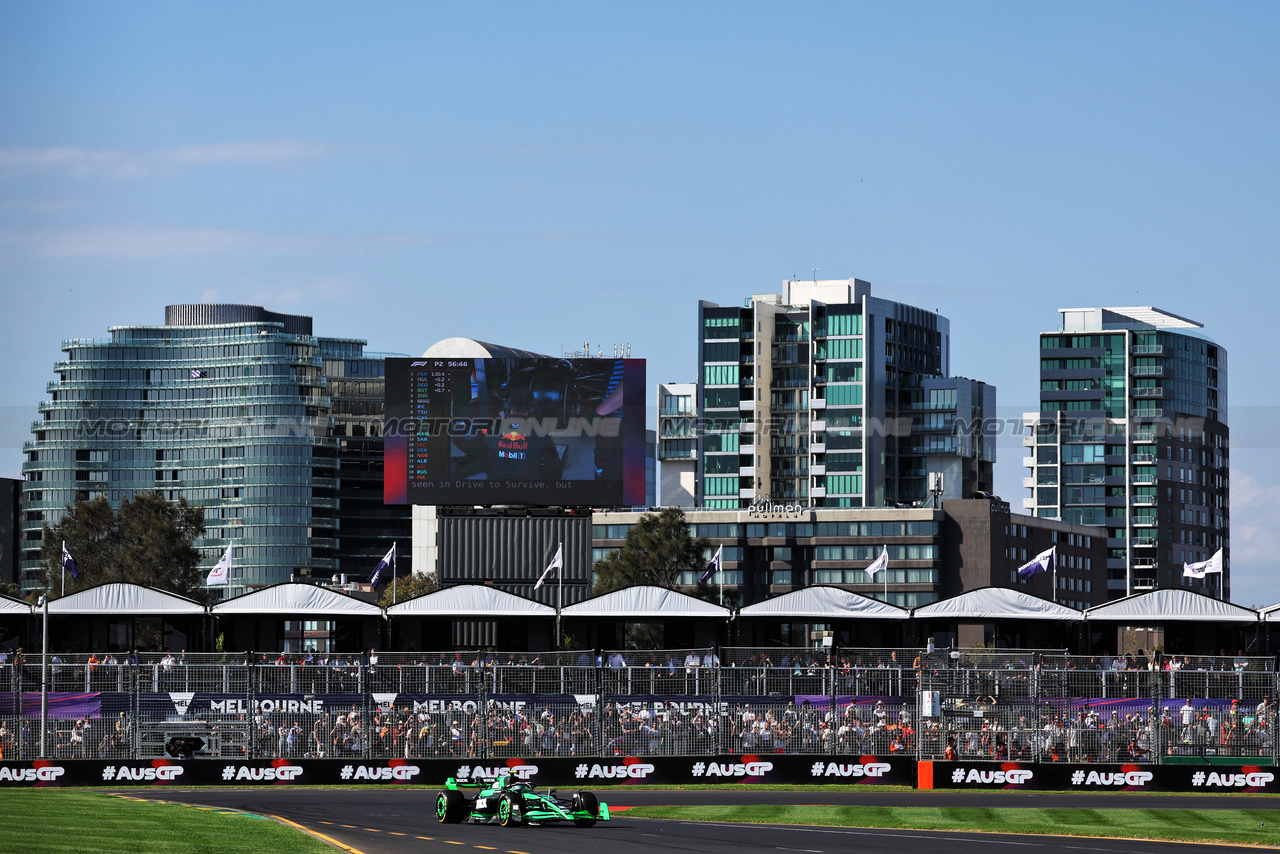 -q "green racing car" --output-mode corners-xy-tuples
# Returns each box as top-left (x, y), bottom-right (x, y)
(434, 773), (609, 827)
